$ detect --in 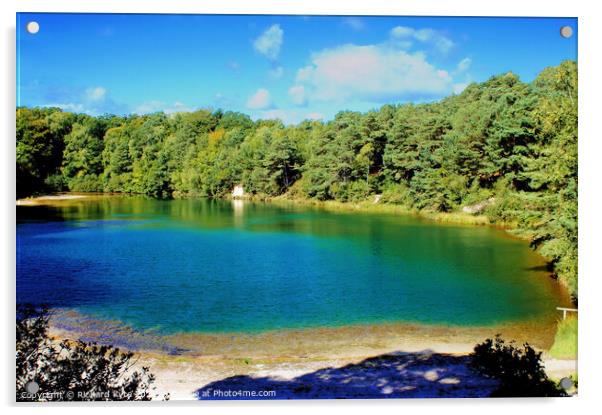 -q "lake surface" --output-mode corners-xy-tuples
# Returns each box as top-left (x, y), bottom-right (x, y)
(16, 196), (570, 334)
